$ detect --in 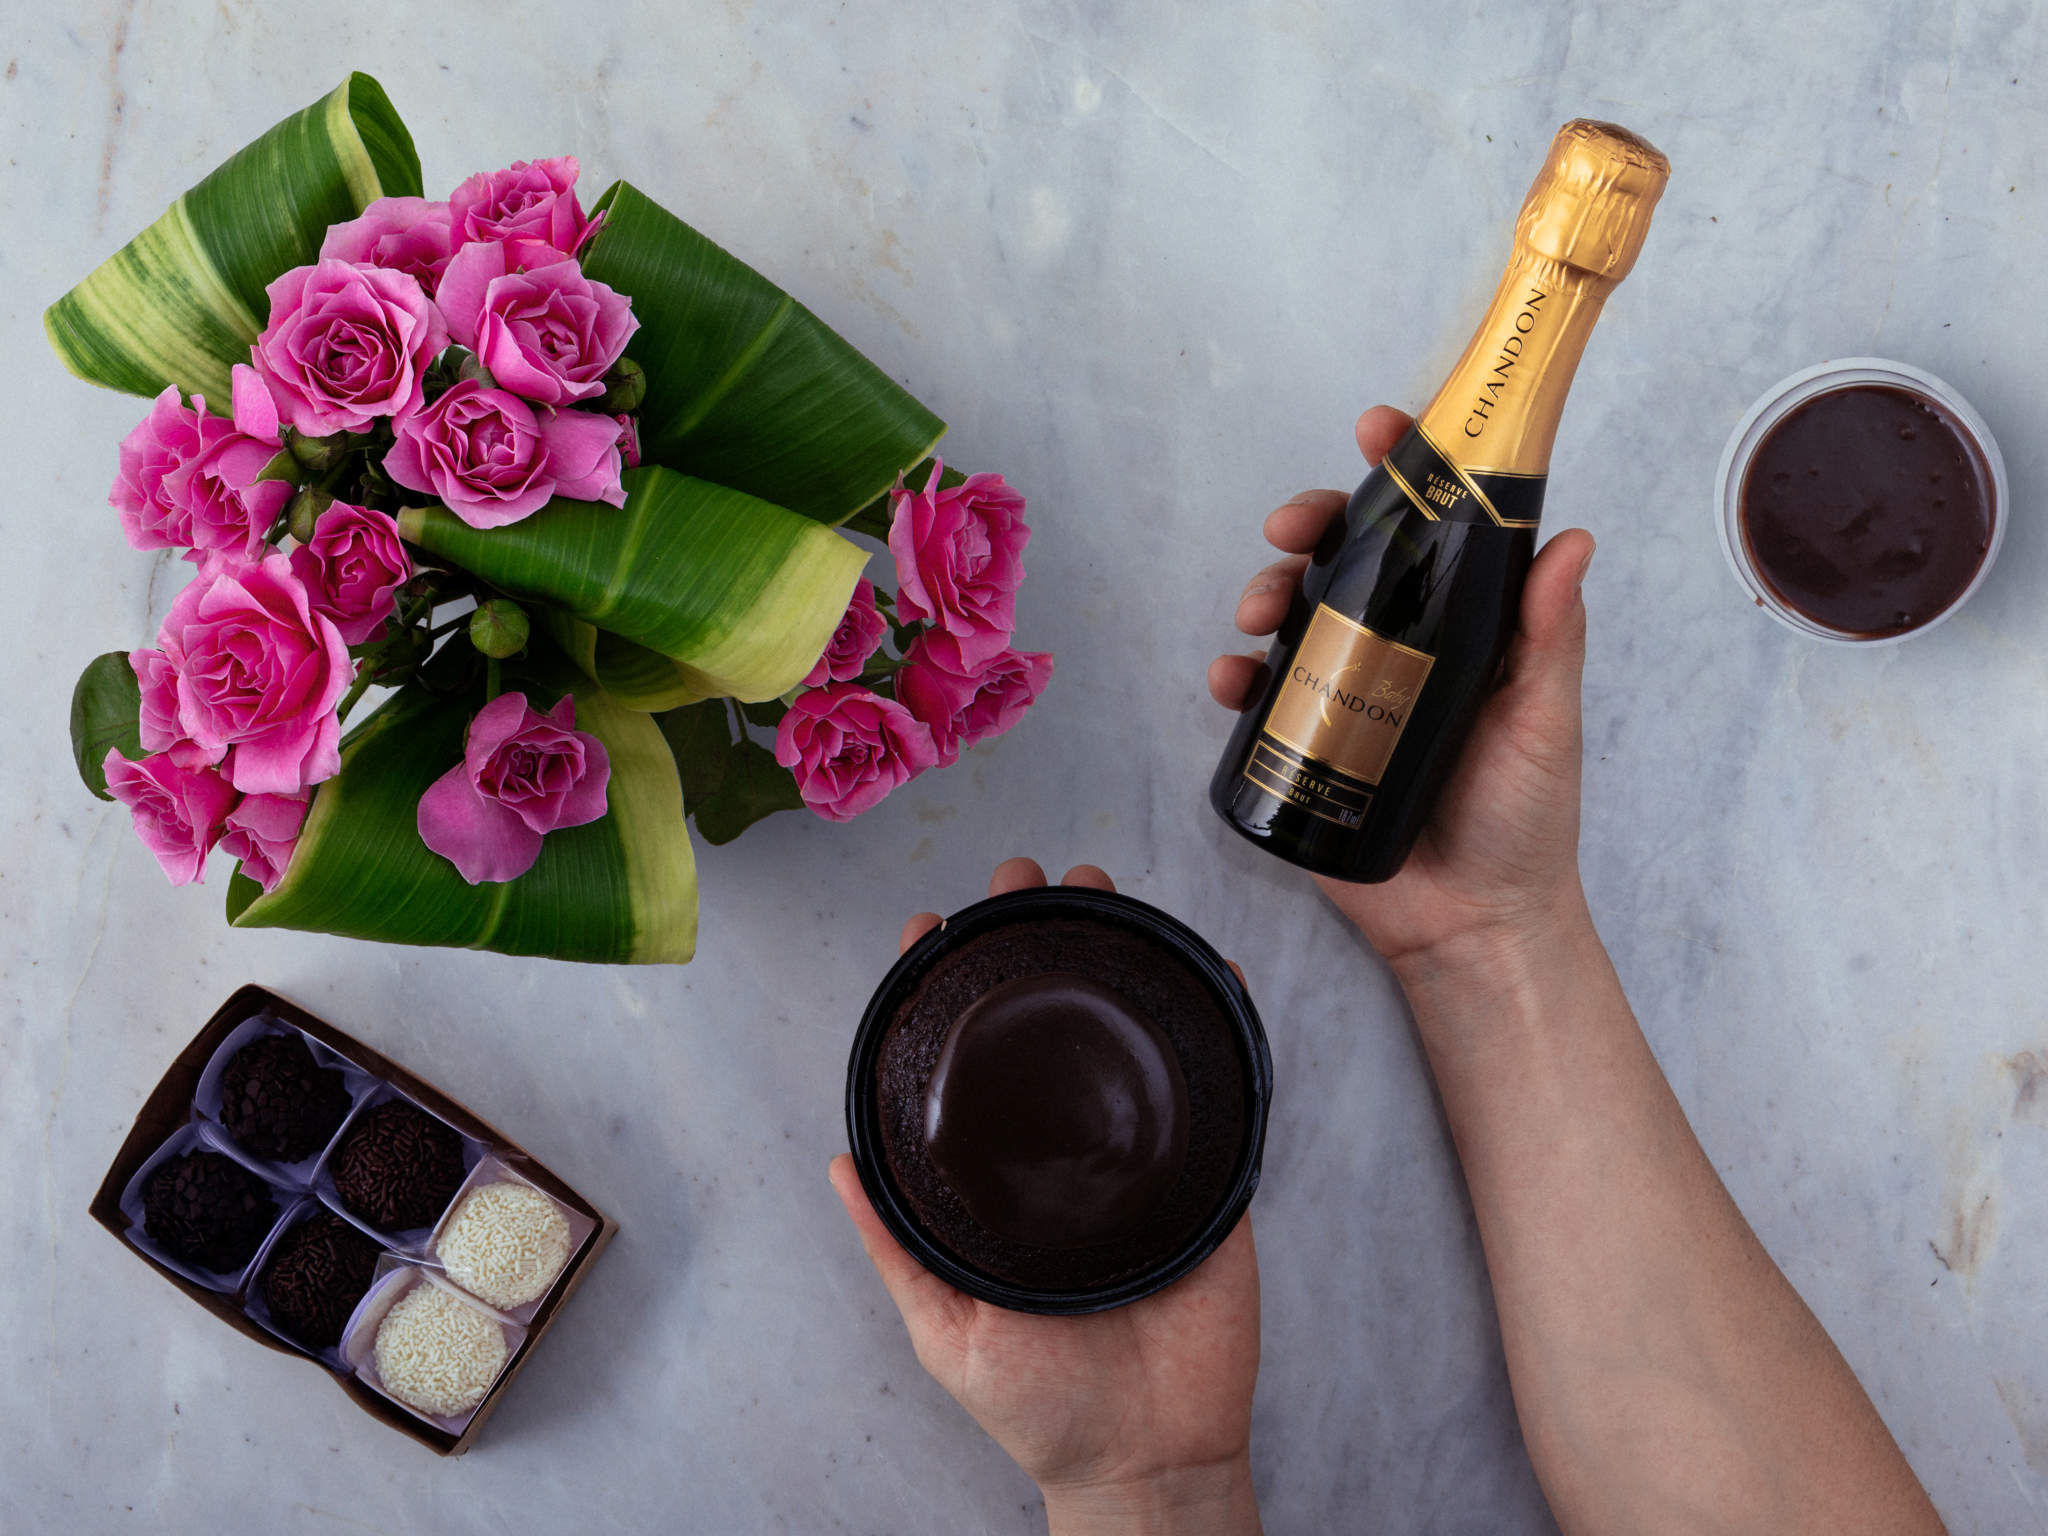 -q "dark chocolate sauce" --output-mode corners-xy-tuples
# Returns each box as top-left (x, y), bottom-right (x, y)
(923, 972), (1189, 1250)
(1740, 384), (1992, 637)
